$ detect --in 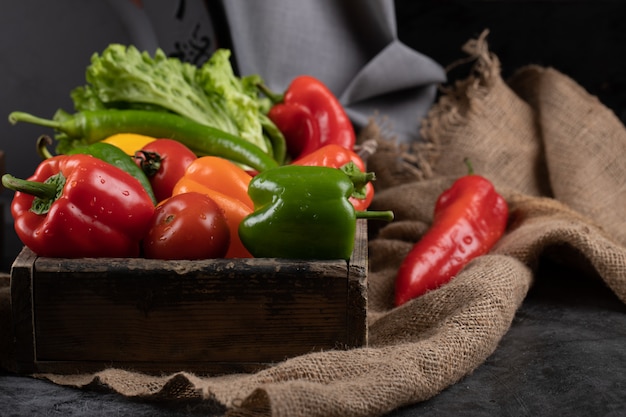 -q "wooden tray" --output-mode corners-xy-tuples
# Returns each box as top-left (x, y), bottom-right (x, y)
(10, 220), (368, 375)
